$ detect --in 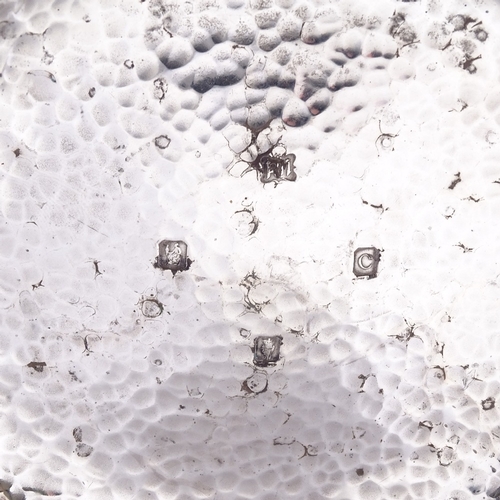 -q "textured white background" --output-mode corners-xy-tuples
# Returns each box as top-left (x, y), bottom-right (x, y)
(1, 0), (500, 498)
